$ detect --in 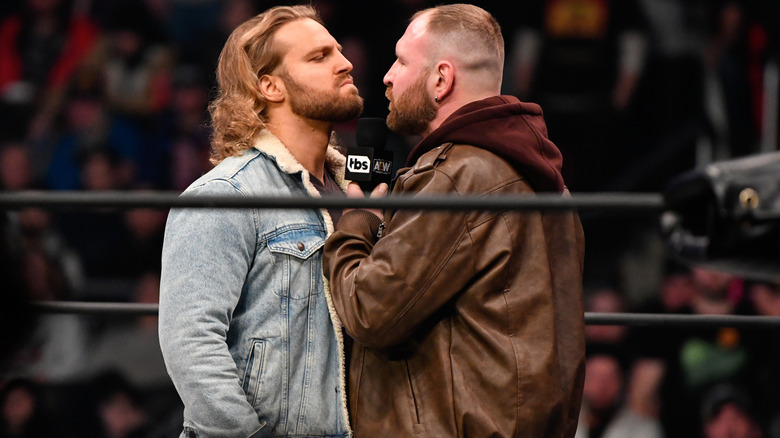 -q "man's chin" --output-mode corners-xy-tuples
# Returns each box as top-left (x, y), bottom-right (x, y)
(386, 114), (406, 135)
(329, 99), (364, 123)
(387, 113), (427, 136)
(339, 84), (360, 99)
